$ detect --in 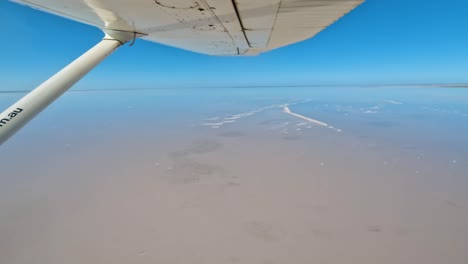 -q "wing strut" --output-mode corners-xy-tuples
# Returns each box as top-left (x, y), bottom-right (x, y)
(0, 31), (135, 145)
